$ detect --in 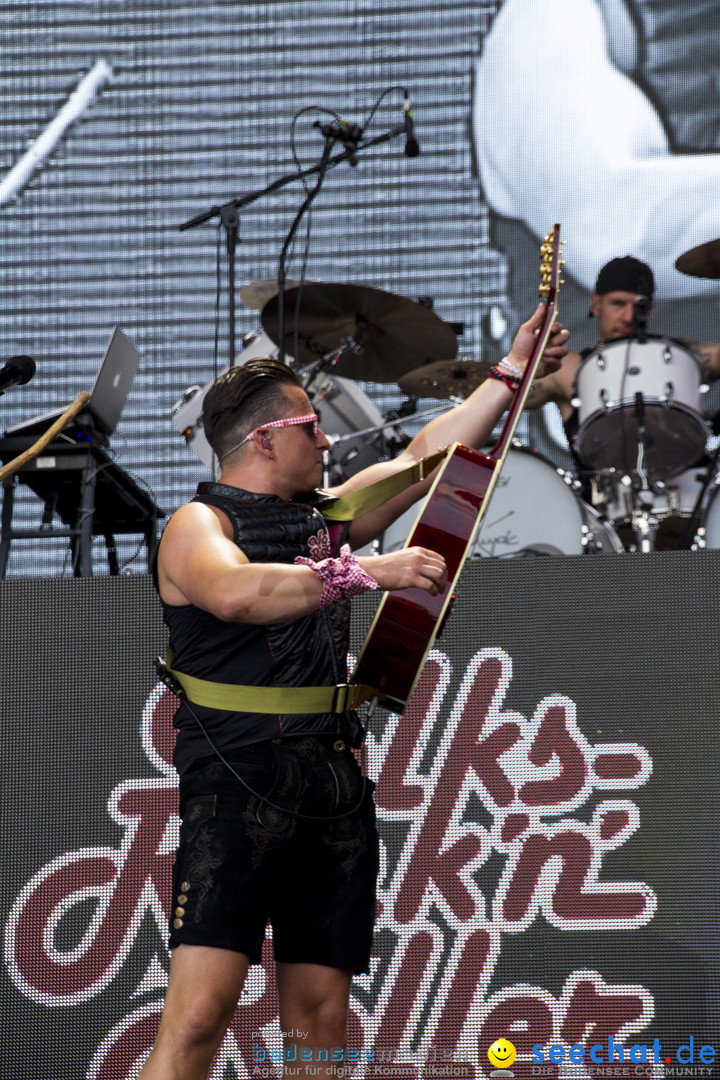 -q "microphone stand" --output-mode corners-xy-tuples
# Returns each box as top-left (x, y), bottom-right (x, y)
(178, 123), (406, 371)
(276, 131), (336, 368)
